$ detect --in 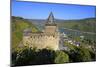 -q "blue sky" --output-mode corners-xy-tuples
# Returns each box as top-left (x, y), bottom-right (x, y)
(12, 0), (96, 20)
